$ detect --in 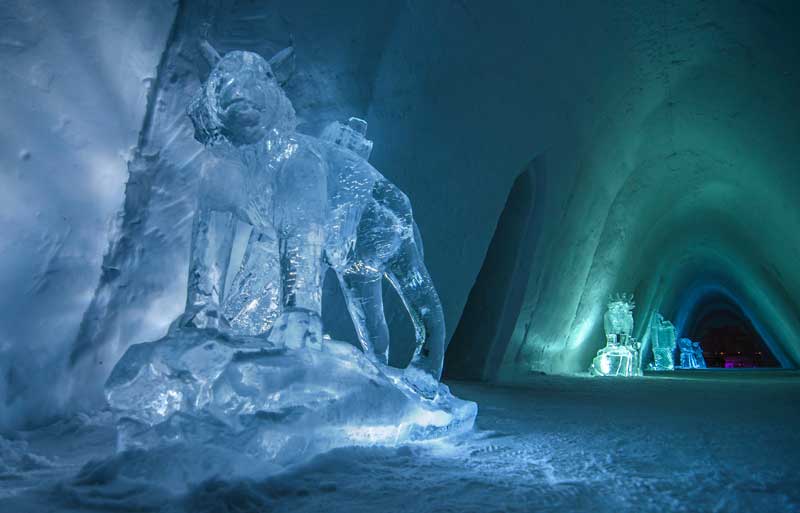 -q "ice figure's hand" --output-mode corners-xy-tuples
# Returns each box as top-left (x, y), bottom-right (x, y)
(169, 306), (231, 333)
(266, 308), (323, 350)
